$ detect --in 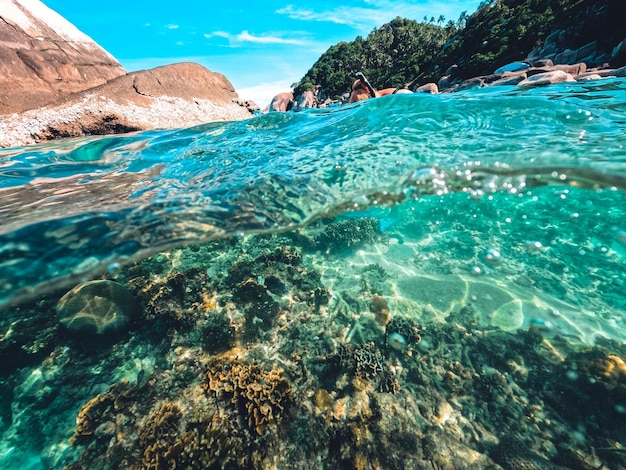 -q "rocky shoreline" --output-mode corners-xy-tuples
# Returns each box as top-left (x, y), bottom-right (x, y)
(0, 95), (253, 149)
(271, 30), (626, 111)
(0, 2), (257, 149)
(0, 62), (257, 148)
(438, 60), (626, 93)
(272, 59), (626, 112)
